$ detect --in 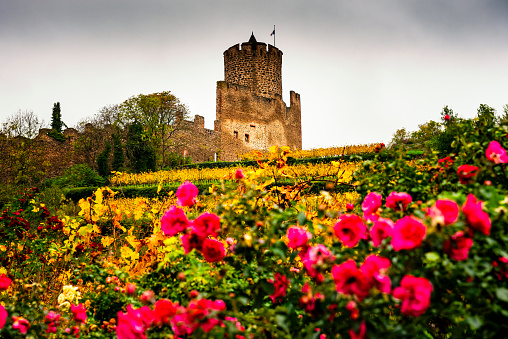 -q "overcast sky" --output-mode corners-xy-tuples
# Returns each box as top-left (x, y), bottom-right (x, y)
(1, 0), (507, 149)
